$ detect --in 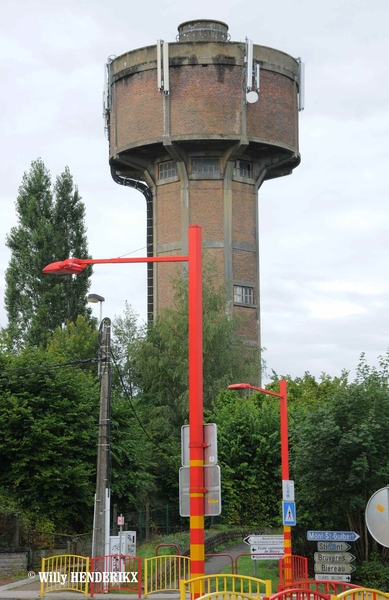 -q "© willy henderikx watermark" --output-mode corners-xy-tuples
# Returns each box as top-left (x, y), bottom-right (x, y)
(28, 571), (138, 584)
